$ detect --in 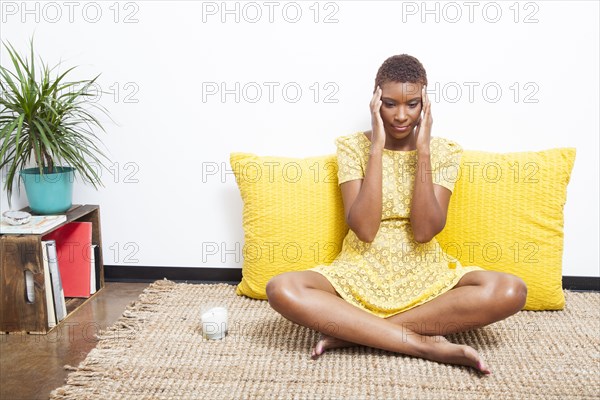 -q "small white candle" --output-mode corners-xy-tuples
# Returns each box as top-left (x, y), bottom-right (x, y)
(201, 307), (228, 340)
